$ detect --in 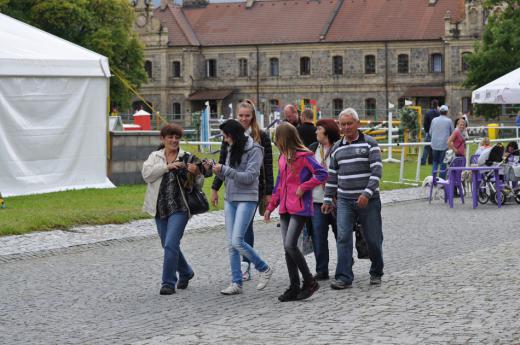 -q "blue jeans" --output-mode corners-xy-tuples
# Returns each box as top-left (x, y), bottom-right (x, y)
(420, 134), (432, 165)
(225, 201), (268, 285)
(432, 149), (447, 180)
(241, 208), (256, 265)
(335, 197), (384, 284)
(311, 203), (337, 274)
(155, 211), (193, 287)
